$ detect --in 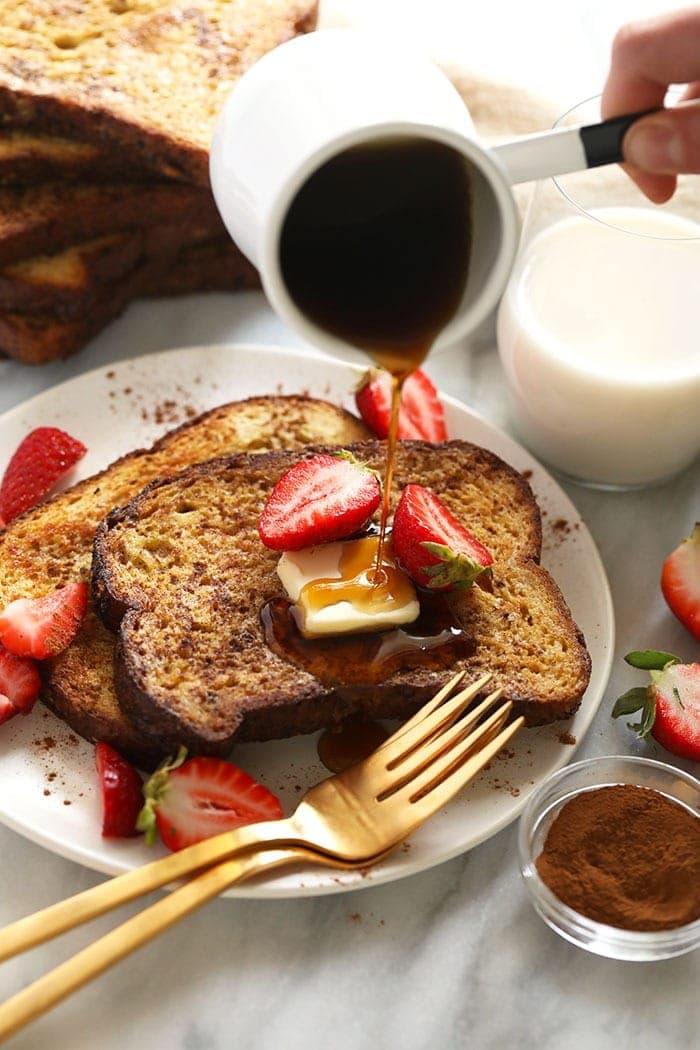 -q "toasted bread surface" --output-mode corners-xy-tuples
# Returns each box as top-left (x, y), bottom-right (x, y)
(93, 441), (591, 758)
(0, 181), (224, 268)
(0, 129), (151, 184)
(0, 1), (318, 186)
(0, 224), (257, 319)
(0, 233), (259, 363)
(0, 397), (370, 764)
(141, 238), (259, 297)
